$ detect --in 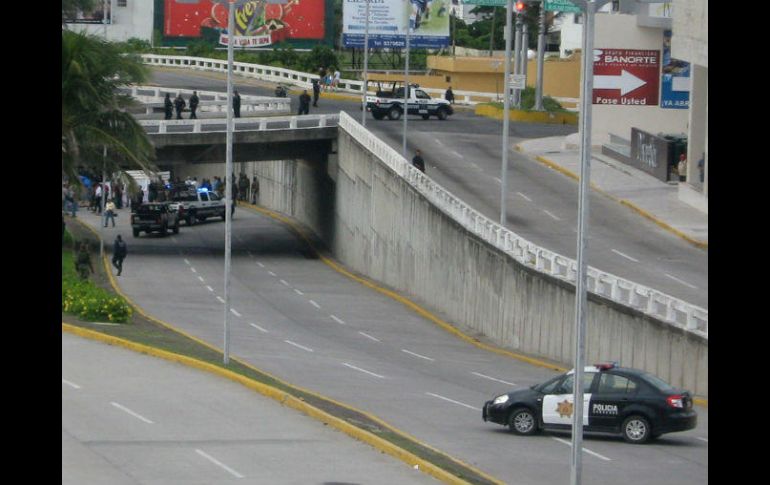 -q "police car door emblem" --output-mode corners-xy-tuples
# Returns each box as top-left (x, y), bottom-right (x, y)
(556, 400), (573, 418)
